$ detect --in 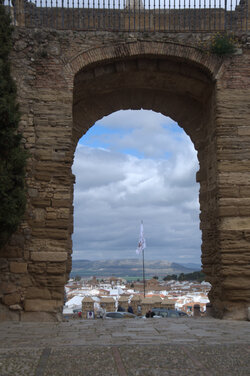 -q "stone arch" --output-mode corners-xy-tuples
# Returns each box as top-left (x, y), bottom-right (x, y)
(67, 40), (222, 146)
(64, 40), (222, 83)
(2, 30), (249, 321)
(68, 43), (220, 316)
